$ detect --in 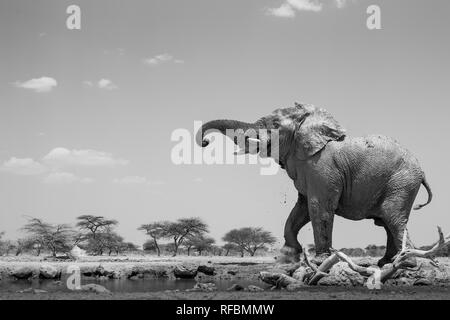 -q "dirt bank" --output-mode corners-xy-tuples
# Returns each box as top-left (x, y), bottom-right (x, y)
(1, 255), (449, 300)
(0, 255), (273, 281)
